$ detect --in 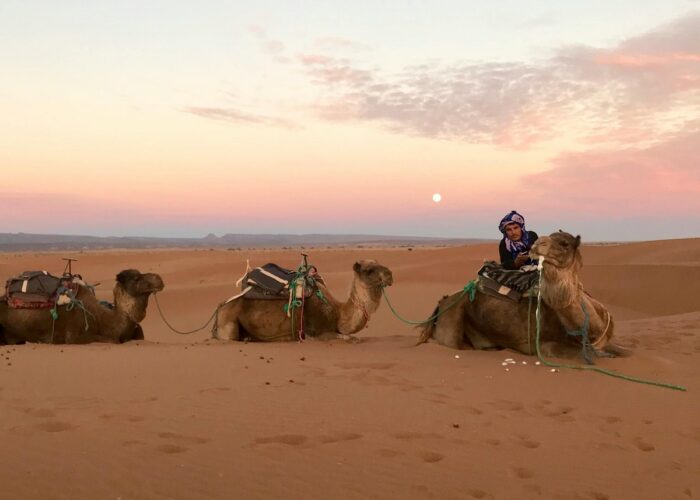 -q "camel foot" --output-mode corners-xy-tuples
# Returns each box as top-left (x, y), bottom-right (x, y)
(337, 334), (362, 344)
(600, 343), (632, 358)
